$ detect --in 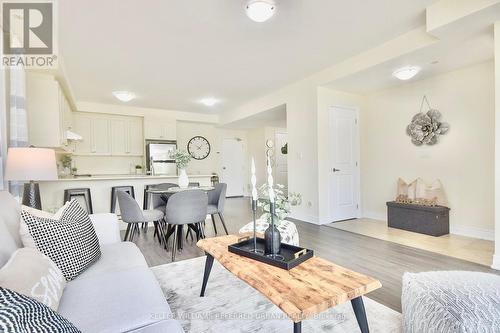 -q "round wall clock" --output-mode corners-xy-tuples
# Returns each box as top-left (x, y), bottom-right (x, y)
(187, 136), (211, 160)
